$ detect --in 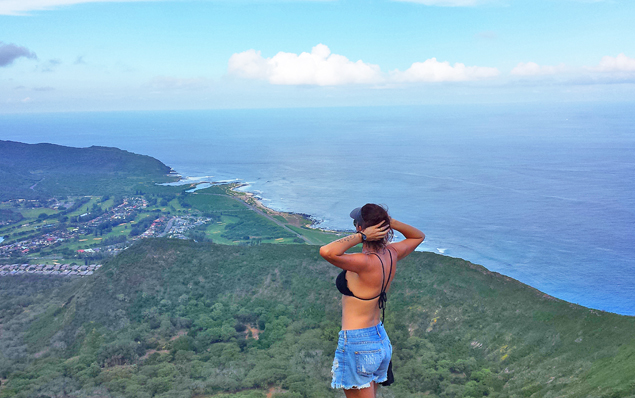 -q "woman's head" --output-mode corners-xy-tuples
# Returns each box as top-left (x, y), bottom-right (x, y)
(352, 203), (393, 251)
